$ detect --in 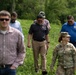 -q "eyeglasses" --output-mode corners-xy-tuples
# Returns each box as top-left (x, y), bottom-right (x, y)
(68, 21), (72, 23)
(0, 18), (9, 21)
